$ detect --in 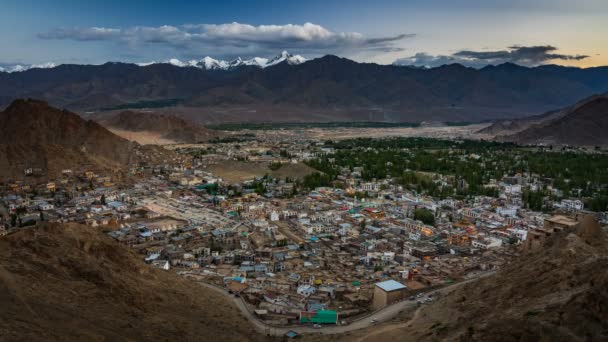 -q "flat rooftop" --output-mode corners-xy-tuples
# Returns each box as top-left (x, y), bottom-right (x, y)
(375, 279), (407, 292)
